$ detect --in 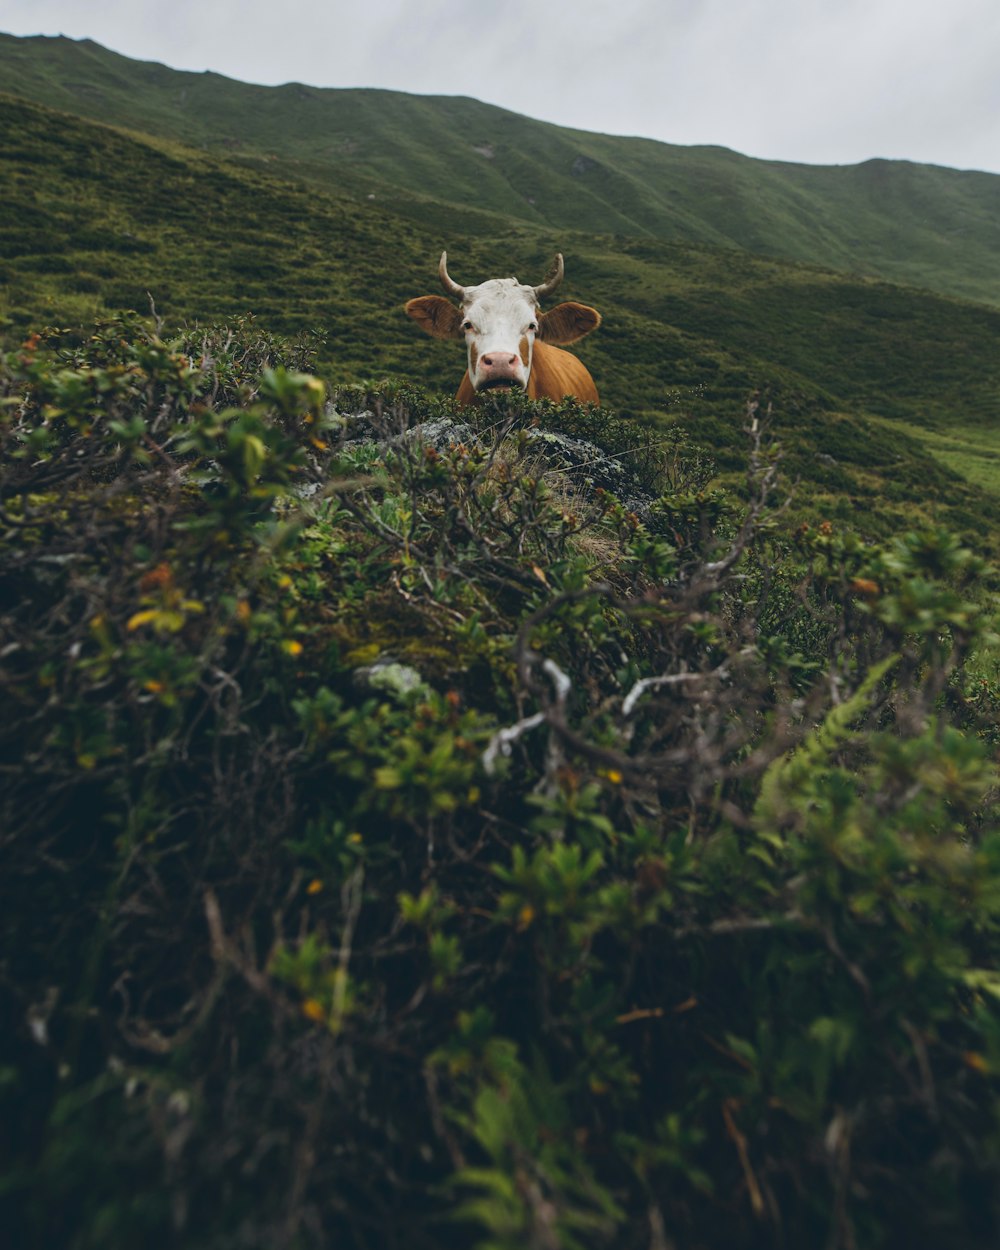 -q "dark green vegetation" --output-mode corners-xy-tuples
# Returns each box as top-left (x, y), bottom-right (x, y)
(3, 31), (1000, 1250)
(5, 33), (1000, 308)
(4, 88), (1000, 550)
(2, 319), (1000, 1250)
